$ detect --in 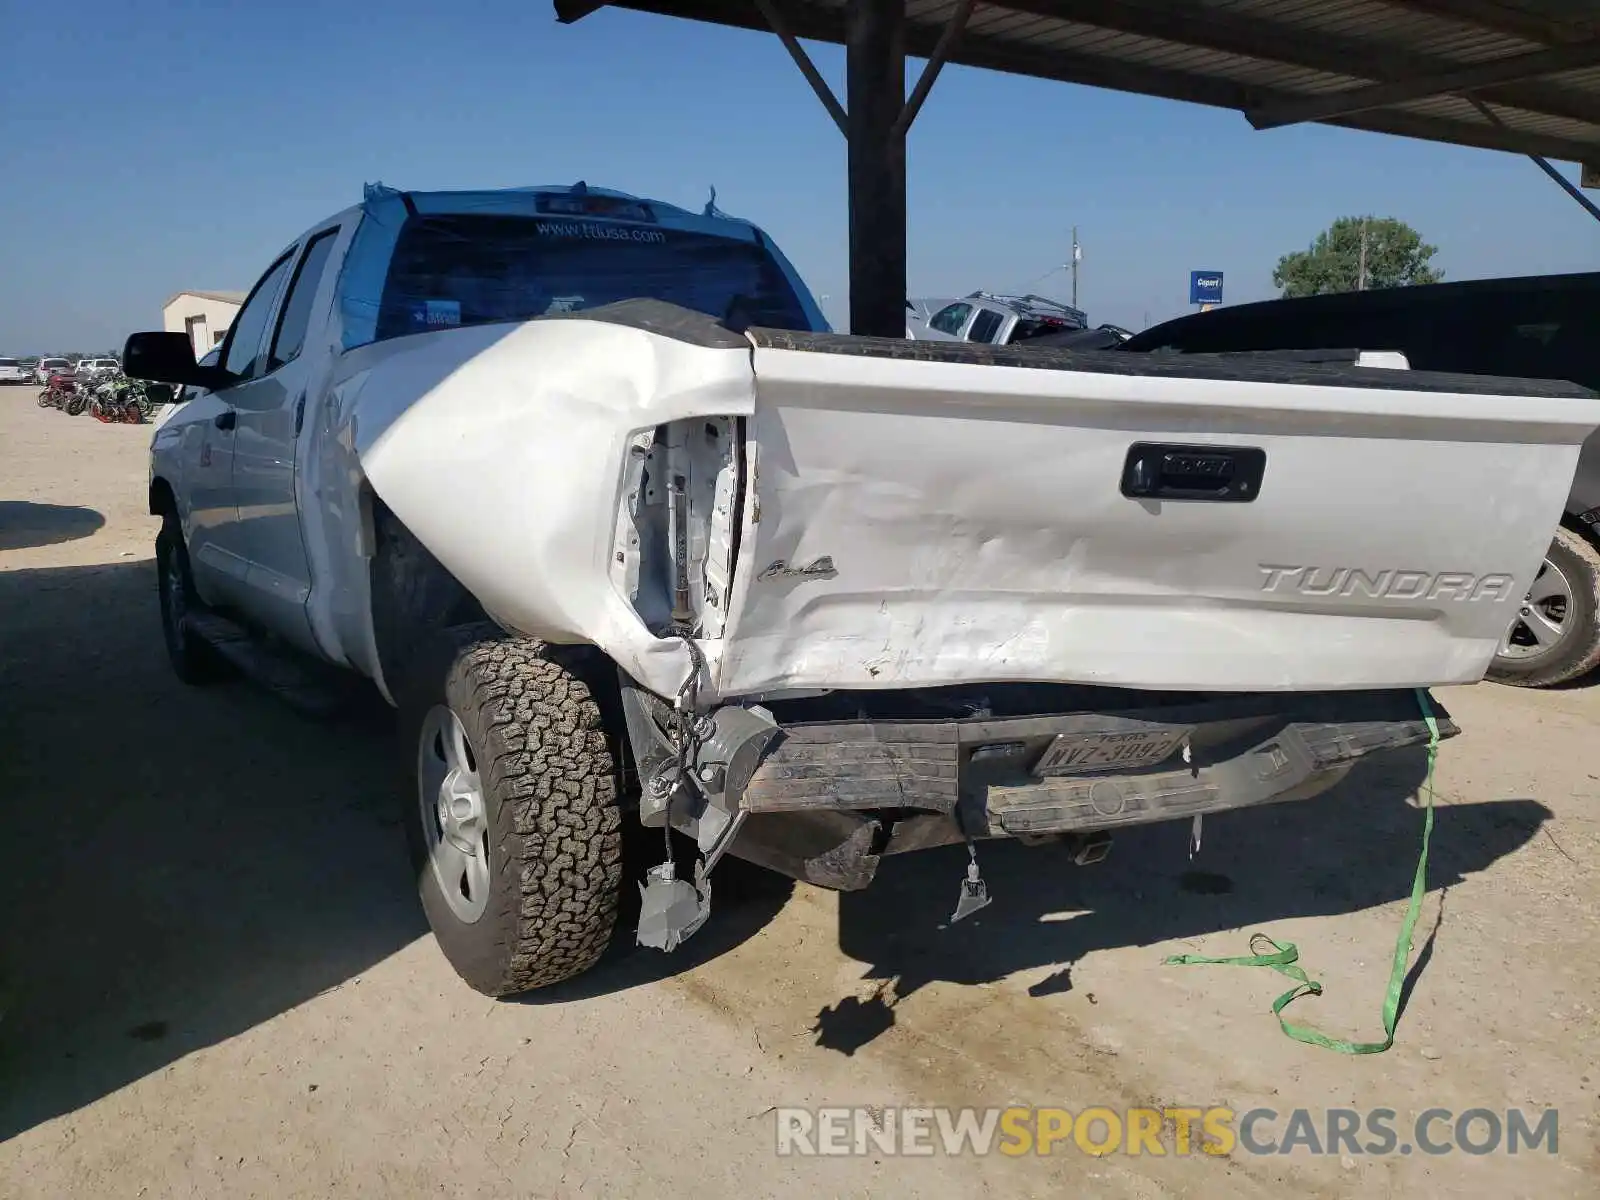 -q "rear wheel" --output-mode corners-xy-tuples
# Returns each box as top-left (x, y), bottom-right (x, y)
(397, 627), (626, 995)
(1489, 526), (1600, 688)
